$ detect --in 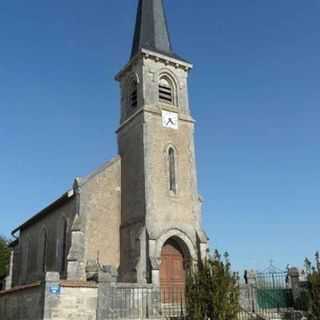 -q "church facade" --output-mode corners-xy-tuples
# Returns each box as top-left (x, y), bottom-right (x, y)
(6, 0), (208, 294)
